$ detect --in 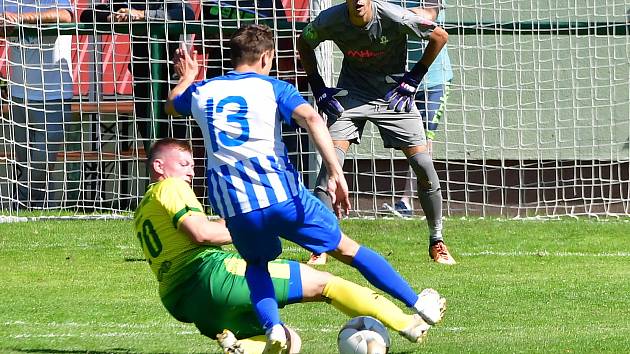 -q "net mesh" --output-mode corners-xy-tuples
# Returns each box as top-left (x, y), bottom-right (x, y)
(0, 0), (628, 218)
